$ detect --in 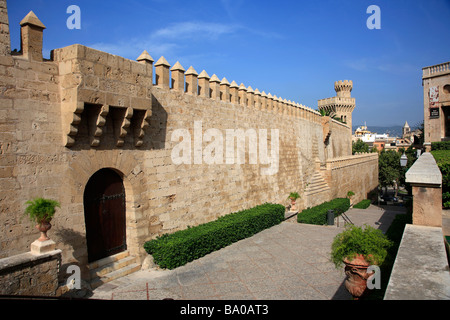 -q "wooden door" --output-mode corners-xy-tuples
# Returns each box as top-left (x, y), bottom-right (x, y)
(84, 168), (126, 263)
